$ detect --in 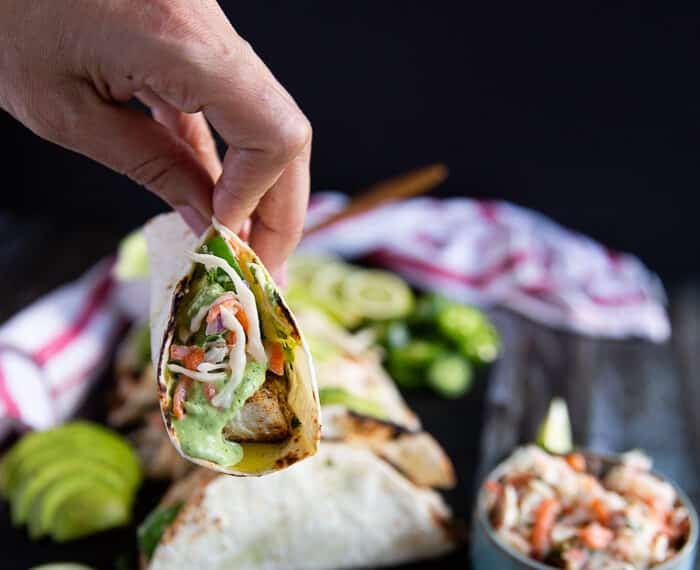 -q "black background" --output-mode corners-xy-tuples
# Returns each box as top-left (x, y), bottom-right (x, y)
(2, 3), (700, 284)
